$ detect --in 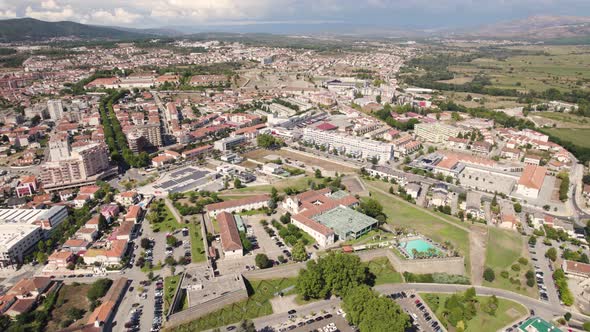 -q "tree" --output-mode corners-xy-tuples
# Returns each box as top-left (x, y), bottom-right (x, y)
(255, 253), (271, 269)
(513, 202), (522, 213)
(87, 279), (113, 301)
(483, 267), (495, 282)
(359, 198), (384, 219)
(357, 294), (409, 332)
(528, 235), (537, 246)
(546, 247), (558, 262)
(234, 178), (243, 189)
(564, 312), (572, 321)
(343, 285), (377, 326)
(240, 232), (252, 252)
(296, 252), (371, 300)
(166, 235), (178, 247)
(314, 169), (322, 178)
(483, 295), (499, 315)
(238, 319), (256, 332)
(292, 241), (307, 262)
(280, 212), (291, 224)
(141, 238), (152, 249)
